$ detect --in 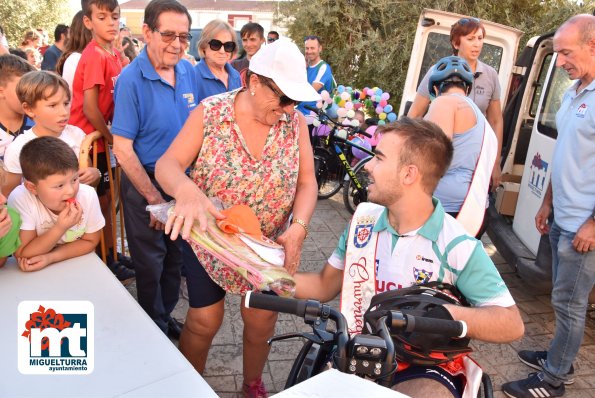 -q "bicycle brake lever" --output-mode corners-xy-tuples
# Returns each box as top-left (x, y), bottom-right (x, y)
(267, 331), (331, 345)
